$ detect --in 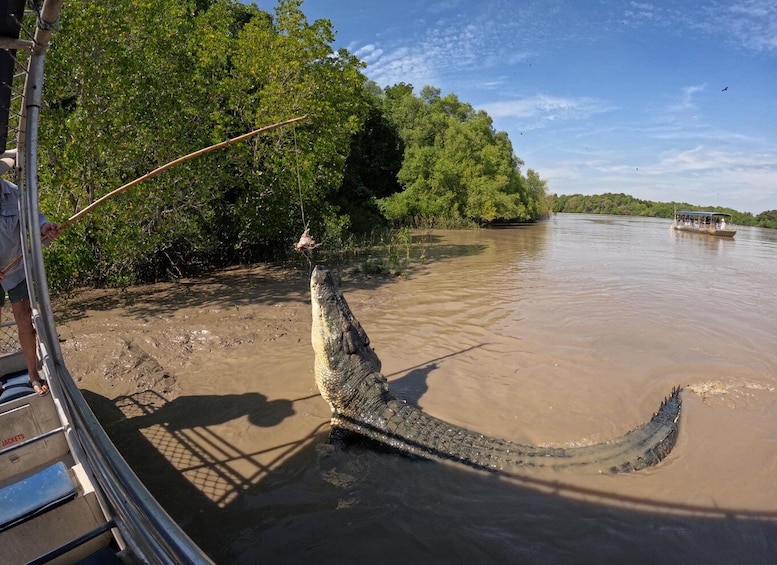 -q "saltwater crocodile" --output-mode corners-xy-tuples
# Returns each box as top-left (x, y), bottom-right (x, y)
(310, 265), (681, 474)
